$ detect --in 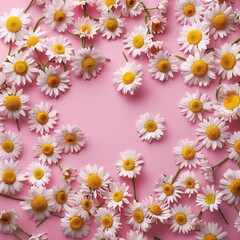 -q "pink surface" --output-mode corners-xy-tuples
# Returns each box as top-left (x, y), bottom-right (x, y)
(0, 0), (240, 239)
